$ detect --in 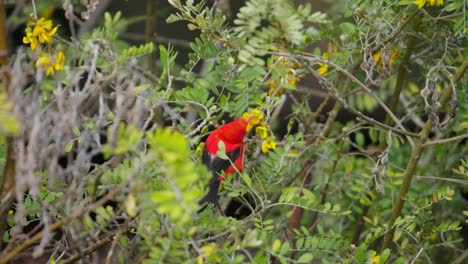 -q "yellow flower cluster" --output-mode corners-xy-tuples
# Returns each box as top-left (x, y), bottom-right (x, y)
(266, 56), (300, 96)
(23, 17), (65, 76)
(243, 109), (264, 132)
(414, 0), (443, 9)
(242, 109), (277, 153)
(317, 53), (329, 76)
(35, 51), (65, 76)
(23, 18), (58, 50)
